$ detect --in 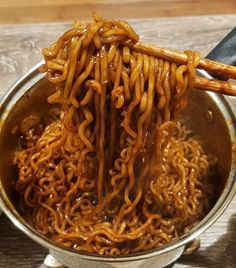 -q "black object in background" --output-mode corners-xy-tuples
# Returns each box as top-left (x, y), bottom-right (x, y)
(206, 27), (236, 80)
